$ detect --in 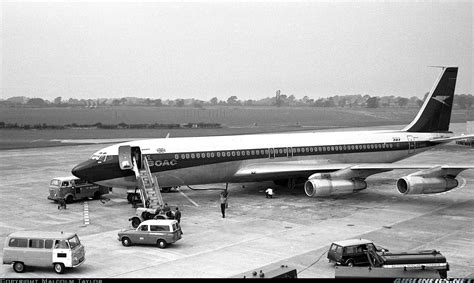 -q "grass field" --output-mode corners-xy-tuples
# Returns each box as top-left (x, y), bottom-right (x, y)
(0, 106), (472, 150)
